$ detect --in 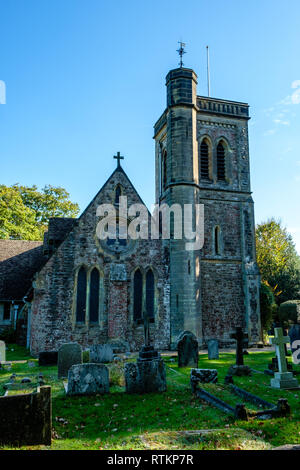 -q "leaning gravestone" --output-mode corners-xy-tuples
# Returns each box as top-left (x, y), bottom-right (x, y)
(177, 331), (198, 368)
(58, 343), (82, 379)
(90, 344), (114, 363)
(0, 341), (6, 363)
(67, 363), (109, 395)
(207, 339), (219, 360)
